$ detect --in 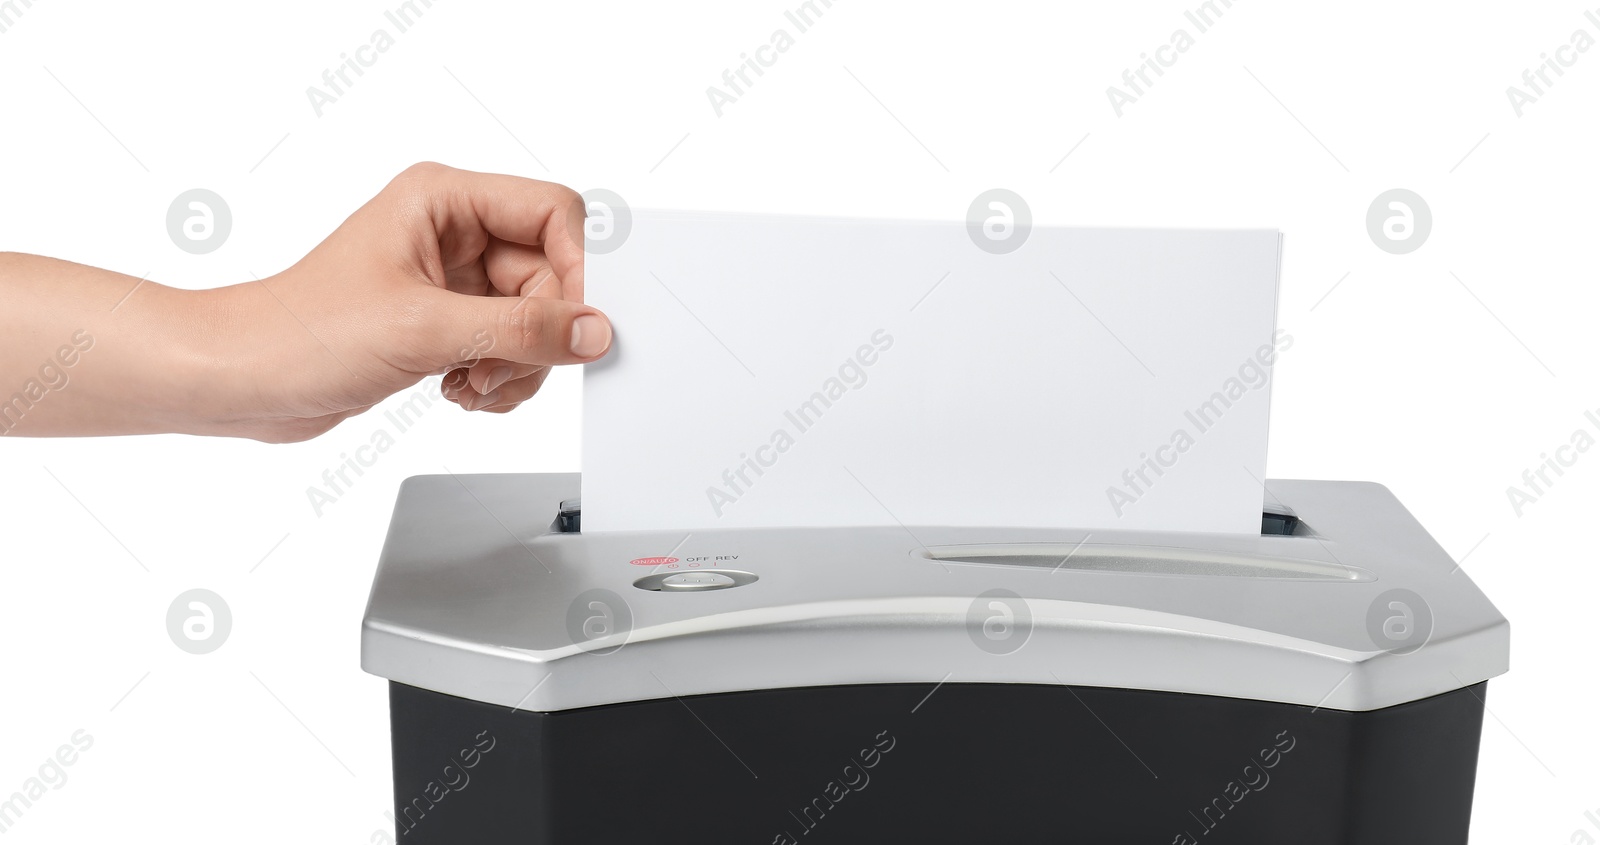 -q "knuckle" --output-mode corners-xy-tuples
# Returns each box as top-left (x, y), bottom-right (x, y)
(392, 161), (450, 193)
(404, 160), (449, 180)
(499, 300), (549, 354)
